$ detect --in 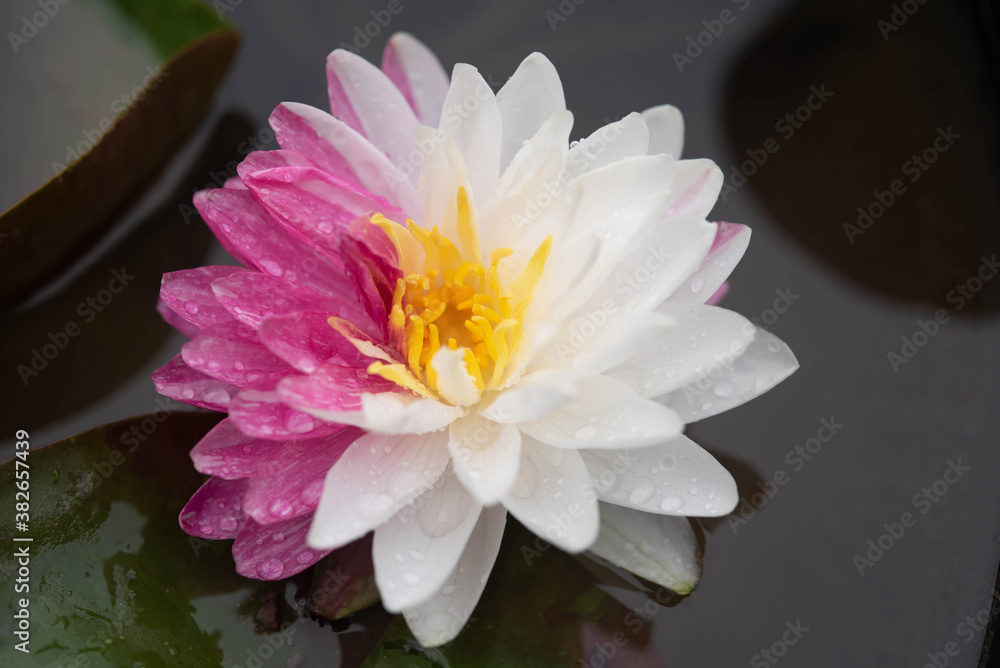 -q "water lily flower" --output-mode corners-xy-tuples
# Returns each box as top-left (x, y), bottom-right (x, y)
(155, 33), (798, 647)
